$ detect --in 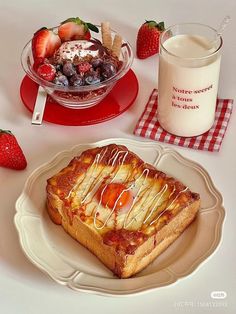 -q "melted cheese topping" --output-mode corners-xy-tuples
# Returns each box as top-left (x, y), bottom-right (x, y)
(49, 147), (193, 236)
